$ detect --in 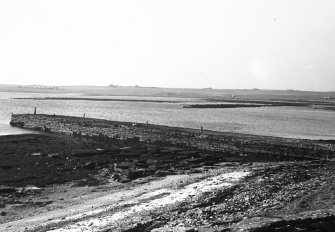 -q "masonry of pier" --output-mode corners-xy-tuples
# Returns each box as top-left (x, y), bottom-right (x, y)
(10, 114), (335, 161)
